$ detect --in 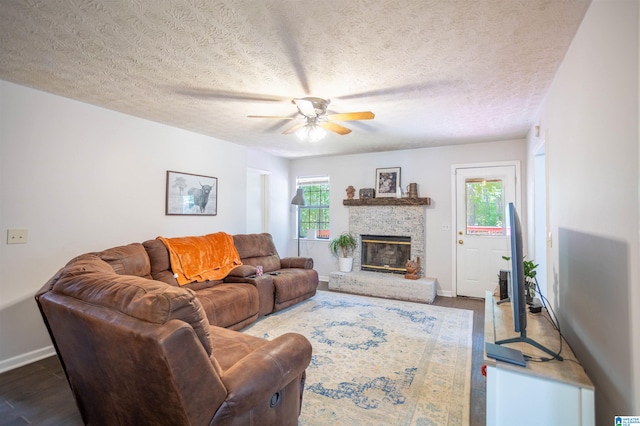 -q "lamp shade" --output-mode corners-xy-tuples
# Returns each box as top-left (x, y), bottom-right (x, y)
(290, 188), (306, 206)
